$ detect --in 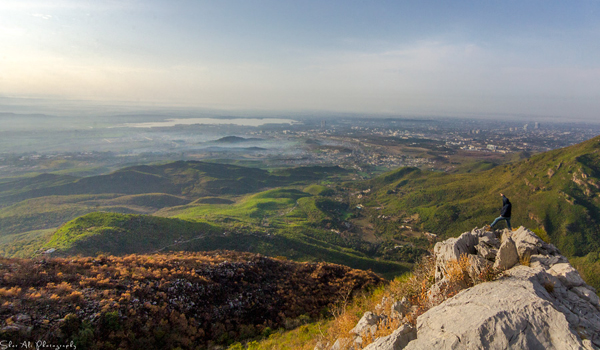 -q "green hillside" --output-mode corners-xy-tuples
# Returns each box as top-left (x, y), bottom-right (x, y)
(43, 212), (222, 255)
(42, 211), (410, 278)
(0, 161), (346, 207)
(36, 186), (411, 277)
(3, 136), (600, 287)
(353, 134), (600, 286)
(0, 162), (347, 253)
